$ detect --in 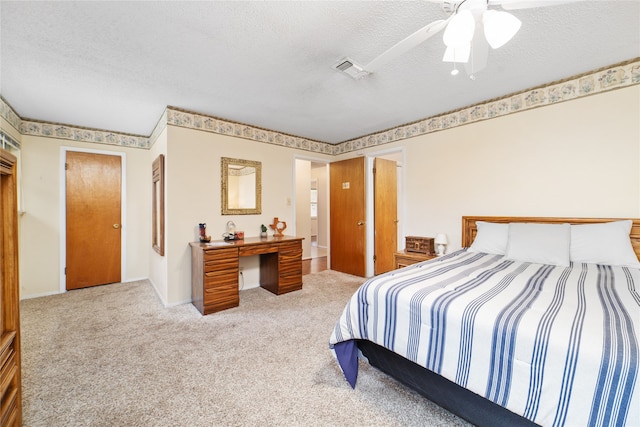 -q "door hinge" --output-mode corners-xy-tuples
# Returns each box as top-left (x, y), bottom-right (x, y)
(372, 167), (376, 174)
(64, 267), (66, 275)
(373, 254), (377, 262)
(65, 162), (69, 170)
